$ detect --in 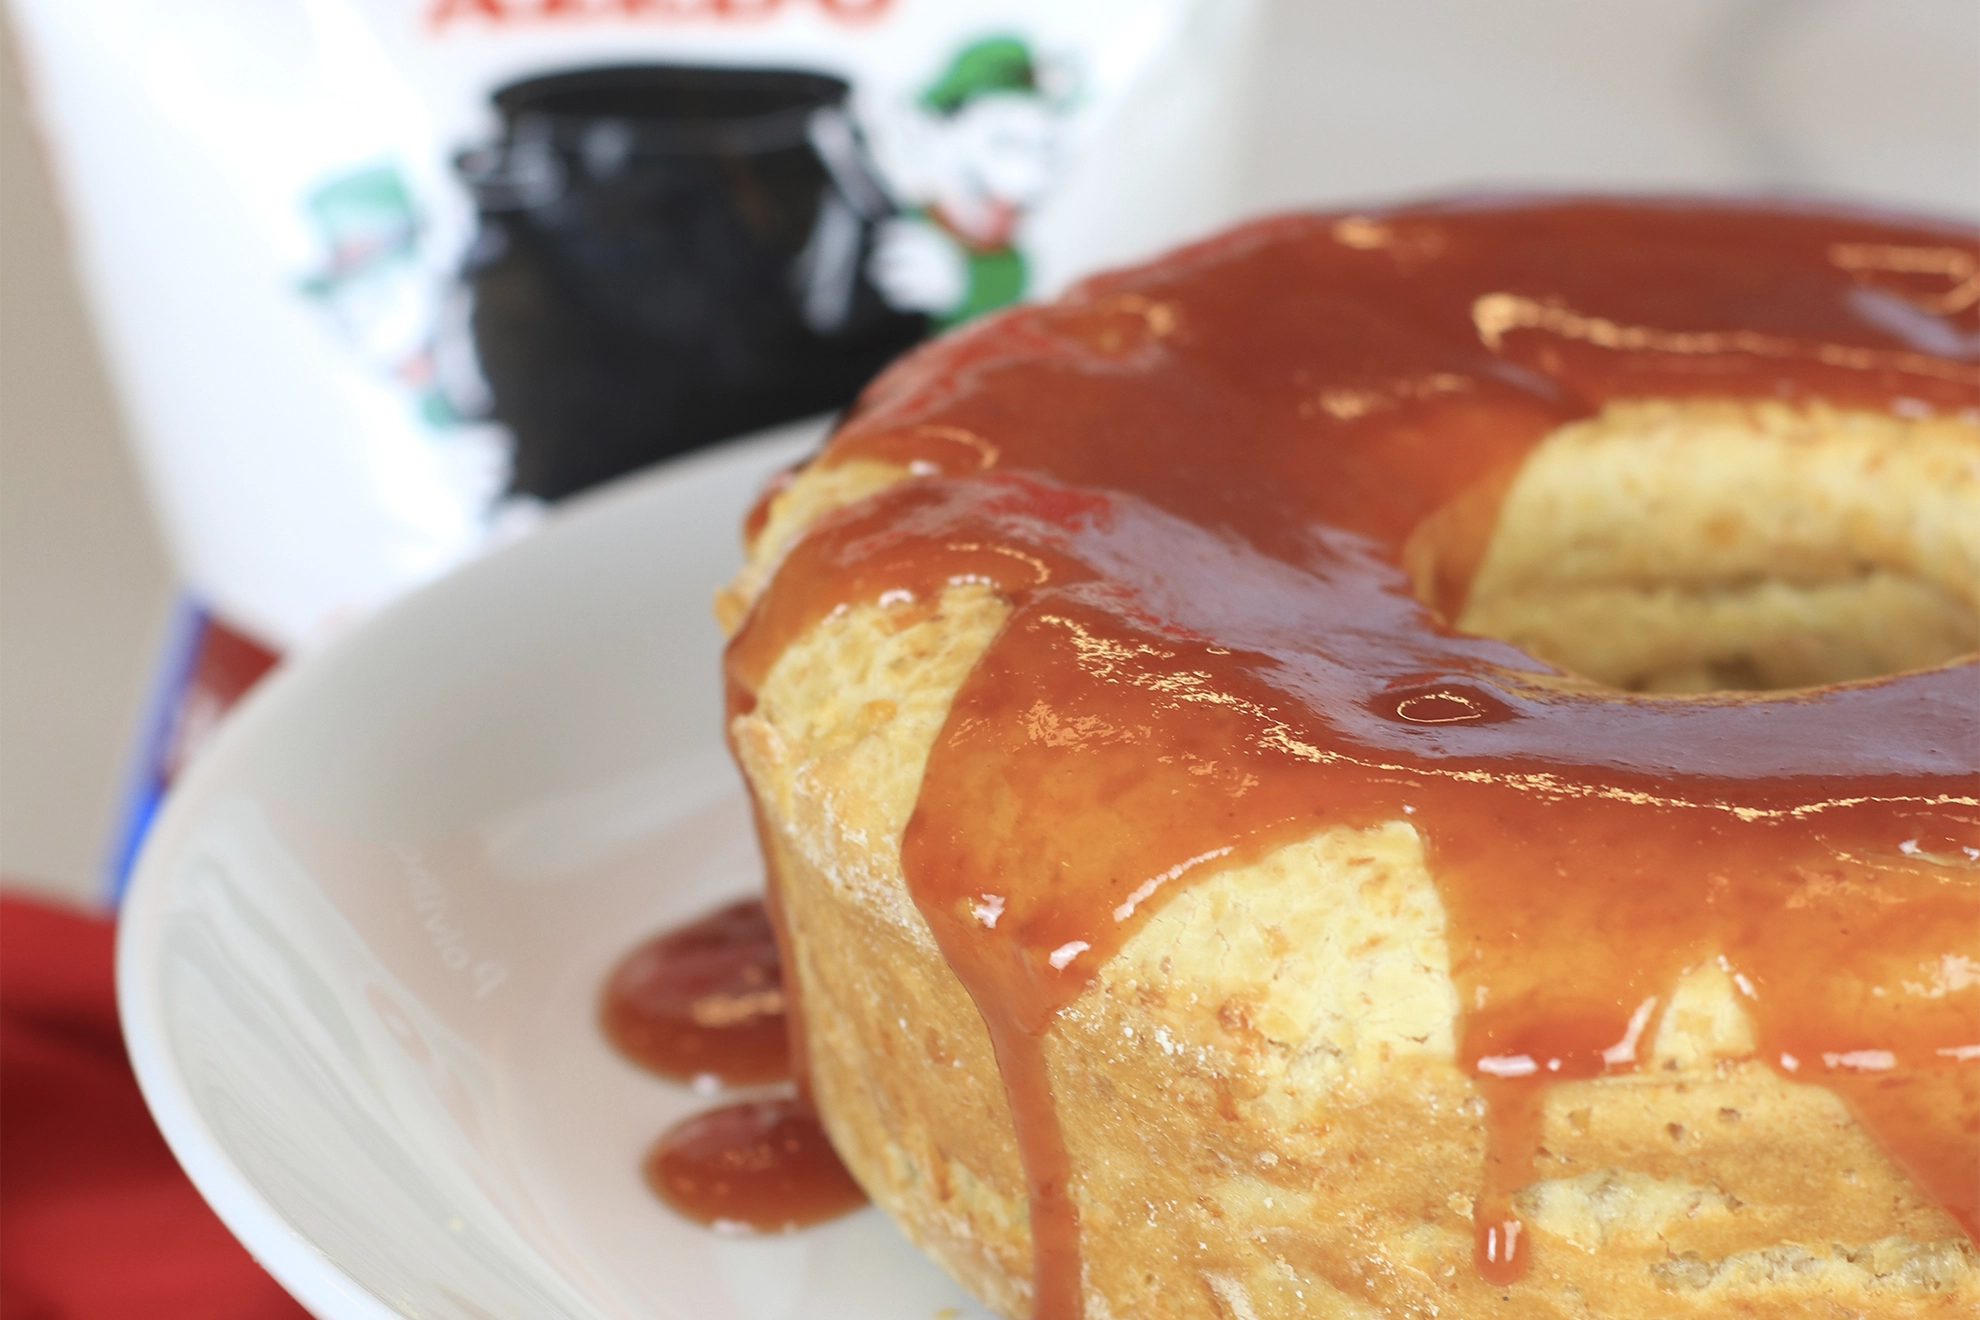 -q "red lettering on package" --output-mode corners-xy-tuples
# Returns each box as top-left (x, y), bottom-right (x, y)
(429, 0), (893, 29)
